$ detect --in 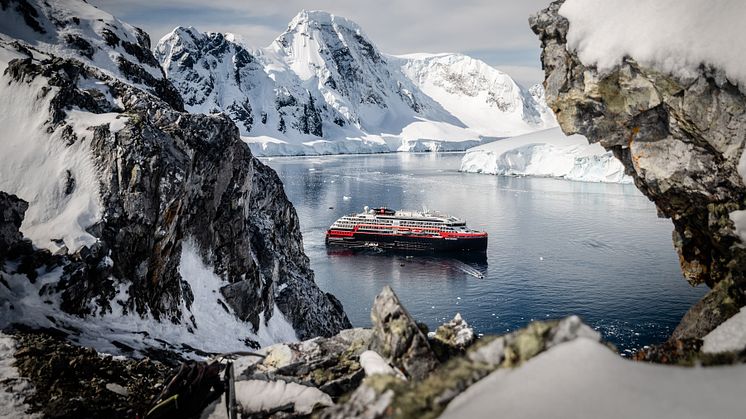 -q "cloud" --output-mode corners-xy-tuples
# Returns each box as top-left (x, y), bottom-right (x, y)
(90, 0), (548, 80)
